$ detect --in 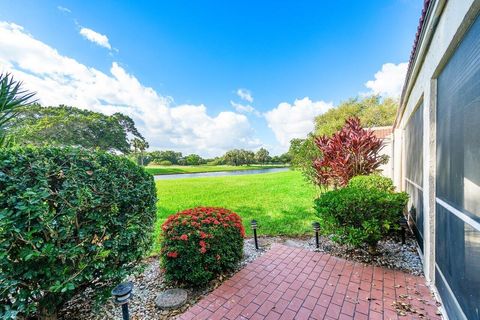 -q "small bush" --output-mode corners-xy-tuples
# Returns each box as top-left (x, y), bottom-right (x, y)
(160, 207), (245, 286)
(158, 160), (173, 166)
(348, 174), (395, 192)
(0, 147), (157, 319)
(314, 186), (408, 252)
